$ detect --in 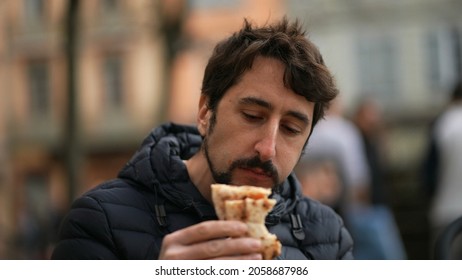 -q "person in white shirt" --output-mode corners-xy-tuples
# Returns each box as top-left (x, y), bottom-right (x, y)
(429, 80), (462, 259)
